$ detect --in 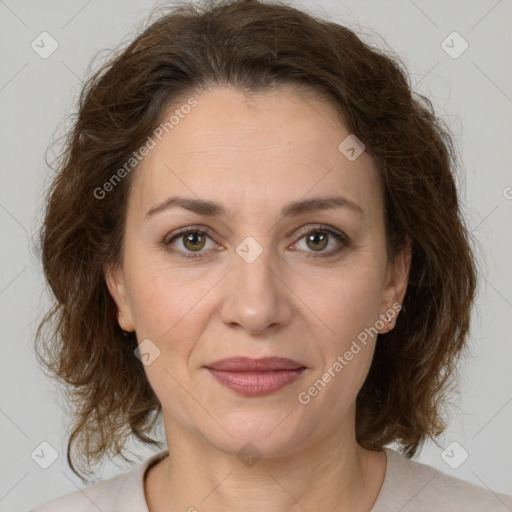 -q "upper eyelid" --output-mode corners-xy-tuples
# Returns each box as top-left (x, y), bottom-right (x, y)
(294, 223), (345, 238)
